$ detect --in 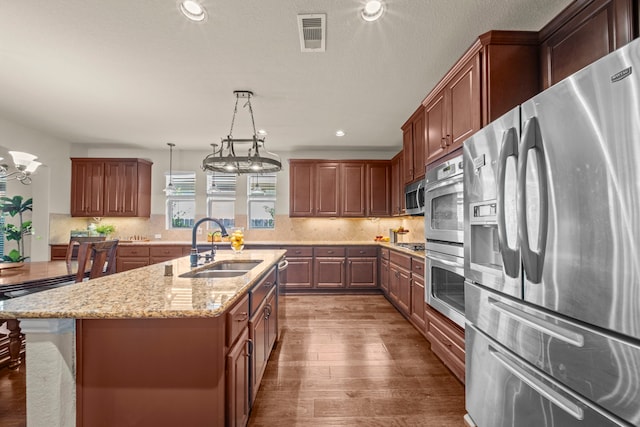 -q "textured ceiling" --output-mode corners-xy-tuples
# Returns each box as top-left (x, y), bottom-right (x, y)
(0, 0), (572, 153)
